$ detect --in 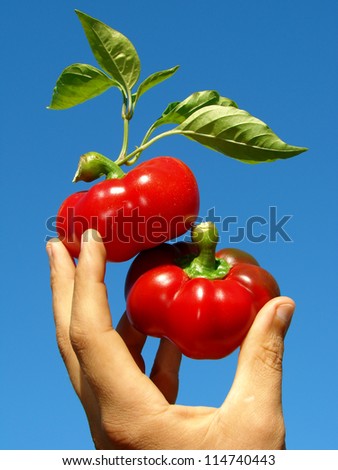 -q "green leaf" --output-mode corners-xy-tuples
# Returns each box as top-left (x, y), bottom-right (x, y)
(176, 105), (308, 163)
(48, 63), (114, 110)
(75, 10), (140, 96)
(218, 96), (238, 108)
(152, 90), (221, 130)
(133, 65), (179, 105)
